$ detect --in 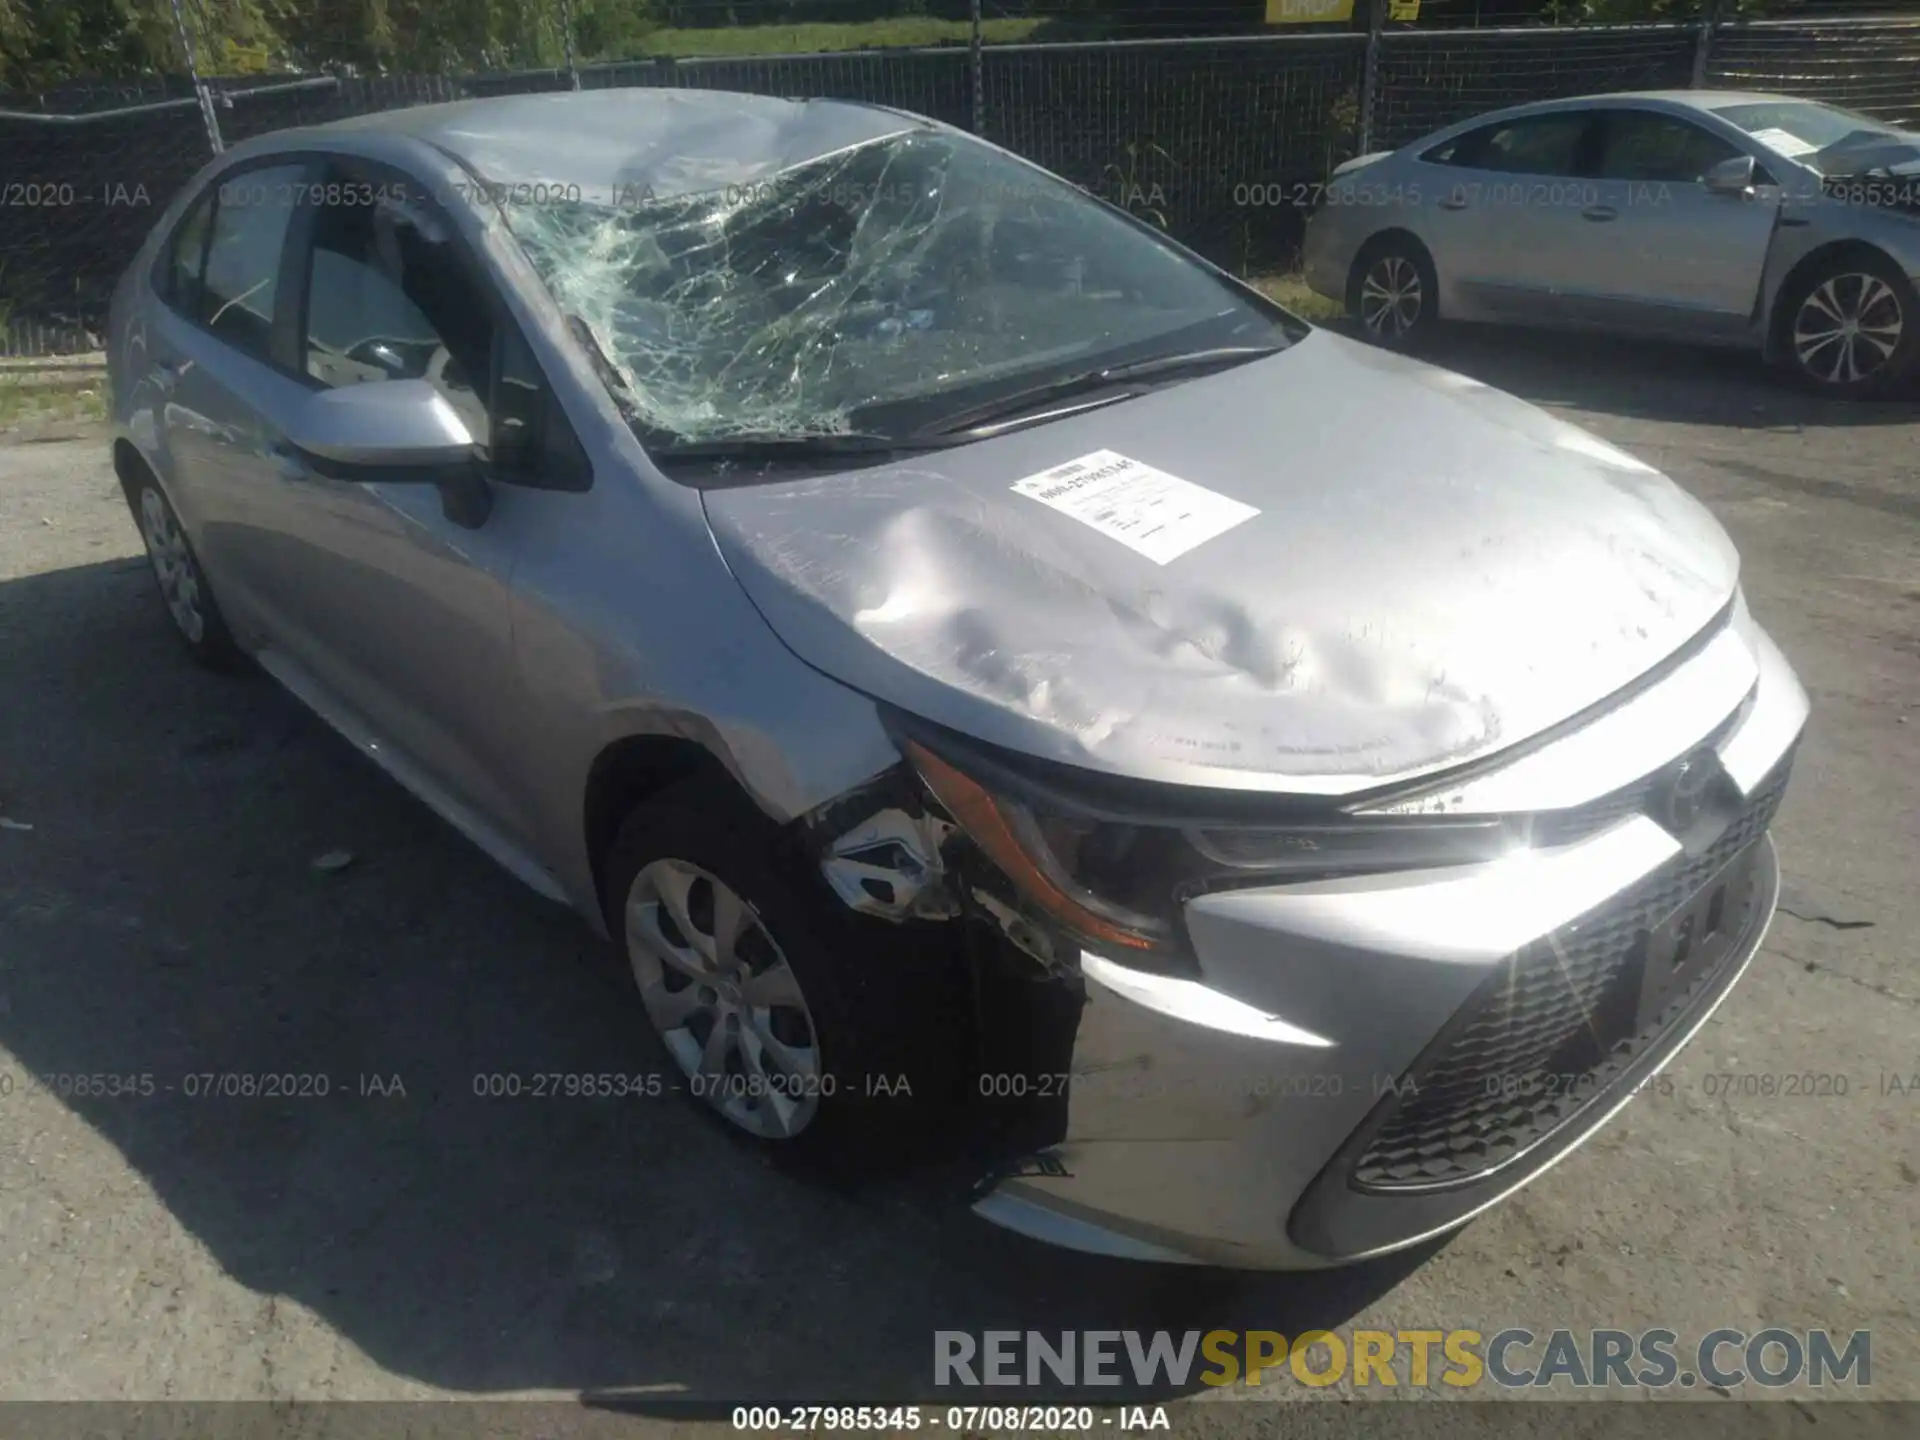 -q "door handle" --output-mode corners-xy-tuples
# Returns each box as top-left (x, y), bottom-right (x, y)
(1439, 195), (1469, 211)
(1582, 205), (1619, 222)
(149, 358), (186, 392)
